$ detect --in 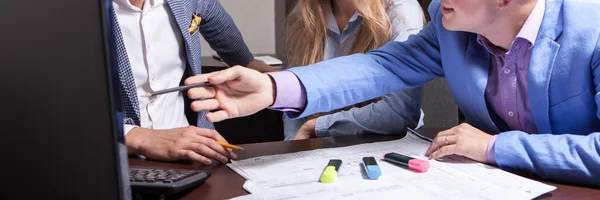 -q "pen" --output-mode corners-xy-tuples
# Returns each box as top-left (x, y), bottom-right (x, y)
(216, 141), (244, 151)
(383, 152), (429, 172)
(142, 82), (212, 97)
